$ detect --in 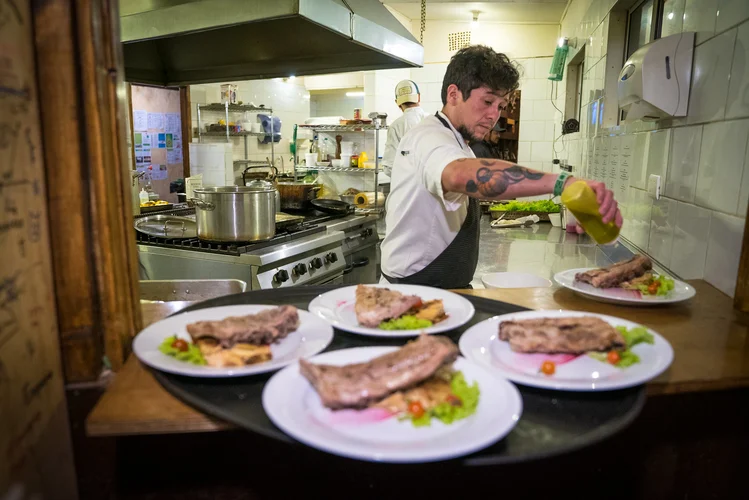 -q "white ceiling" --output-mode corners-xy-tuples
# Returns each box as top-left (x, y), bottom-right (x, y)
(382, 0), (567, 24)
